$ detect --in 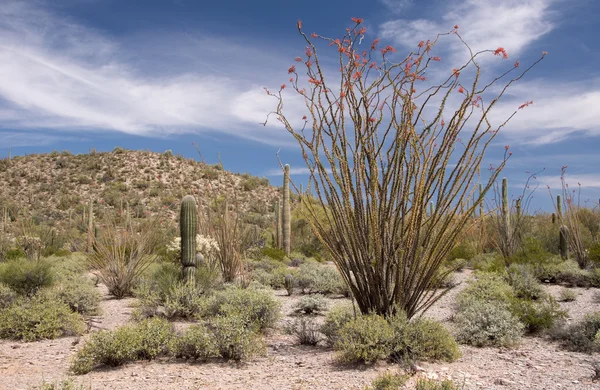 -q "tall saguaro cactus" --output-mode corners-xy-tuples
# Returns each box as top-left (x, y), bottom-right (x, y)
(180, 195), (198, 284)
(282, 164), (291, 256)
(275, 199), (282, 249)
